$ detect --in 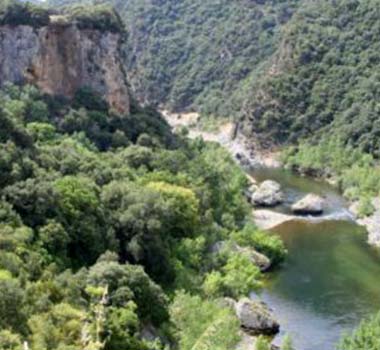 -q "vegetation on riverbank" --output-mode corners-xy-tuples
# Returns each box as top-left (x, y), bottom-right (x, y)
(282, 137), (380, 217)
(0, 83), (286, 349)
(338, 312), (380, 349)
